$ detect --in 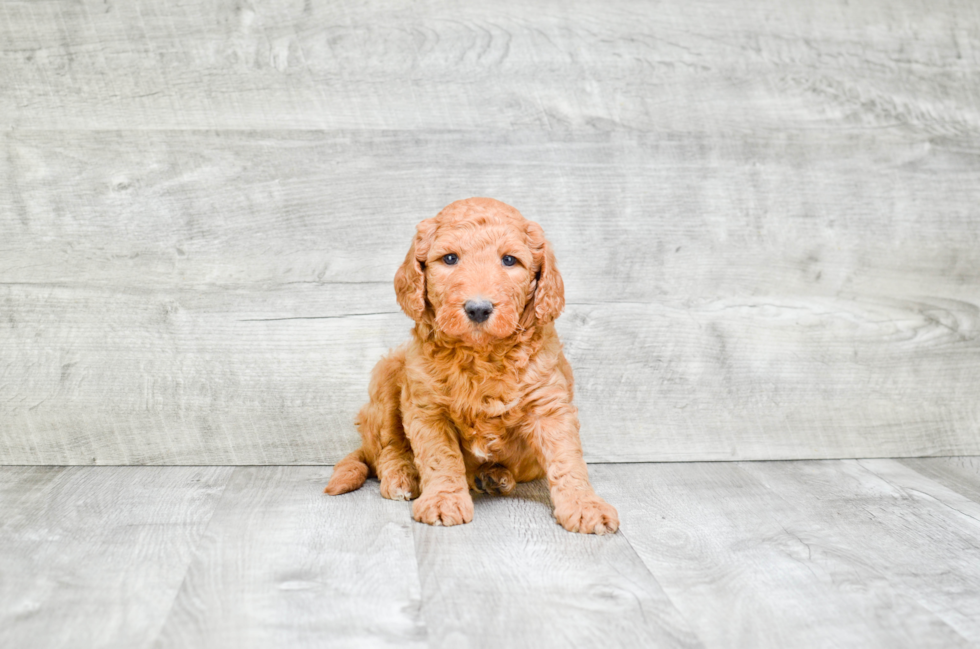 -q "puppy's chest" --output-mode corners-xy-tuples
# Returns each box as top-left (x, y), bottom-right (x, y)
(452, 400), (524, 465)
(447, 377), (524, 422)
(438, 369), (527, 444)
